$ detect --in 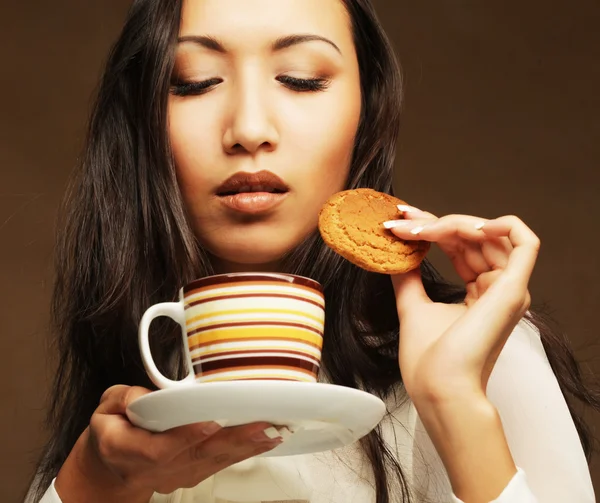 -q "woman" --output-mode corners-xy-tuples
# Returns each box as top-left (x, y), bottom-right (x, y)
(26, 0), (598, 502)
